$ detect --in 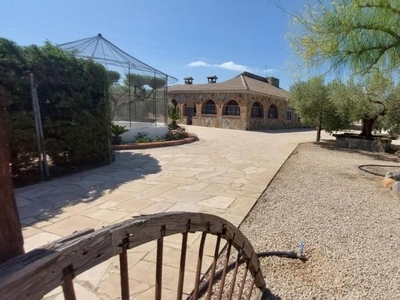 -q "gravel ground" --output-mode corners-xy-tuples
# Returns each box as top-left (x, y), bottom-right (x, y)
(239, 142), (400, 299)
